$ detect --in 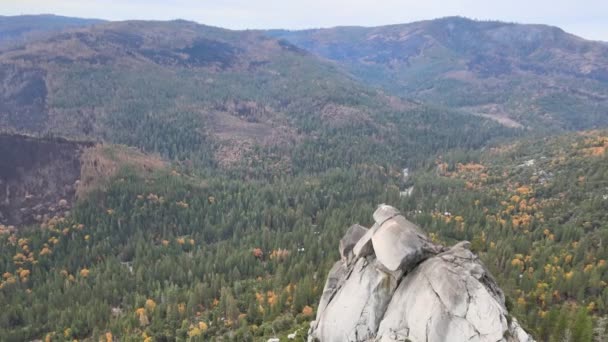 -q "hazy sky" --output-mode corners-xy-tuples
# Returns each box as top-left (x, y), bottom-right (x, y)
(2, 0), (608, 41)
